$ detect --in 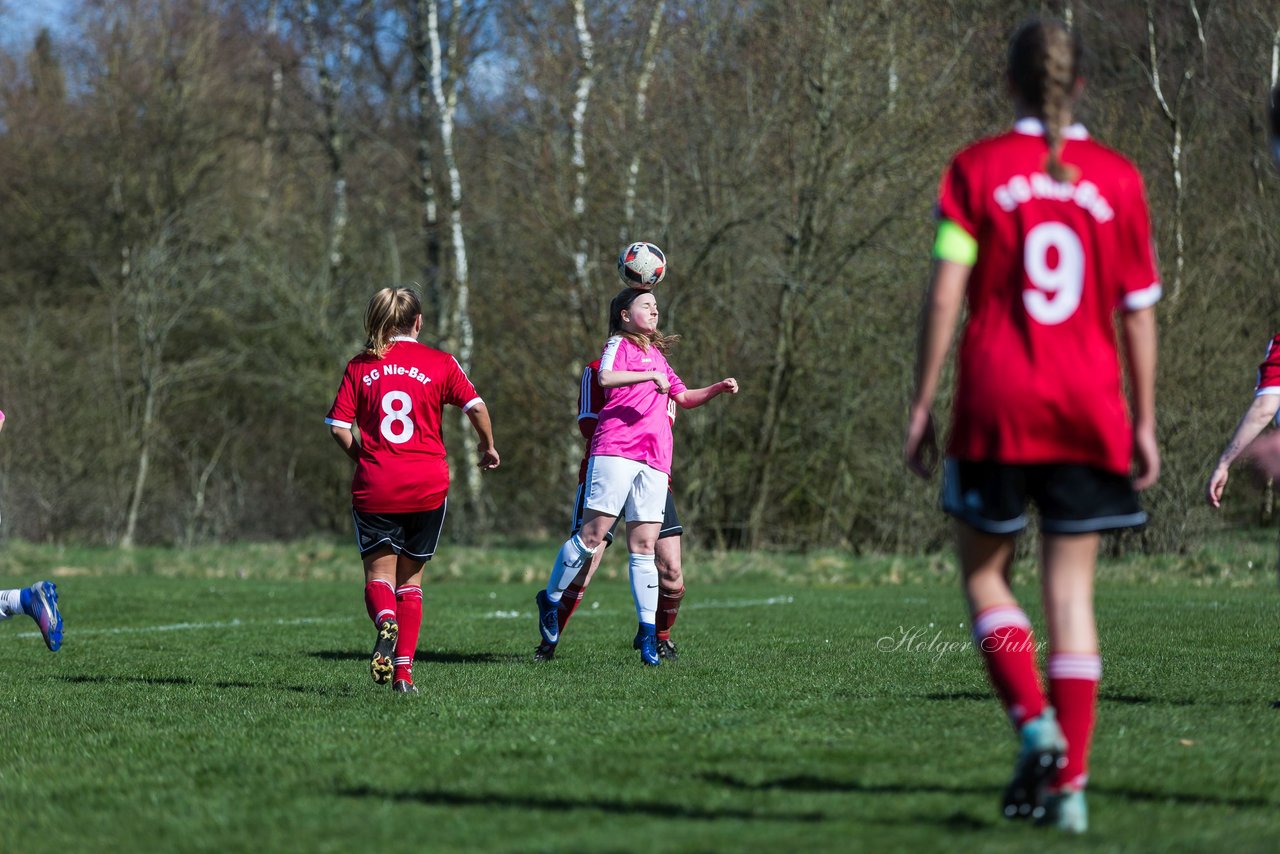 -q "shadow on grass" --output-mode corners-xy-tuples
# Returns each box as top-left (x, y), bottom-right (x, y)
(703, 772), (1276, 813)
(925, 690), (1254, 708)
(309, 649), (518, 664)
(338, 784), (825, 823)
(57, 673), (353, 697)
